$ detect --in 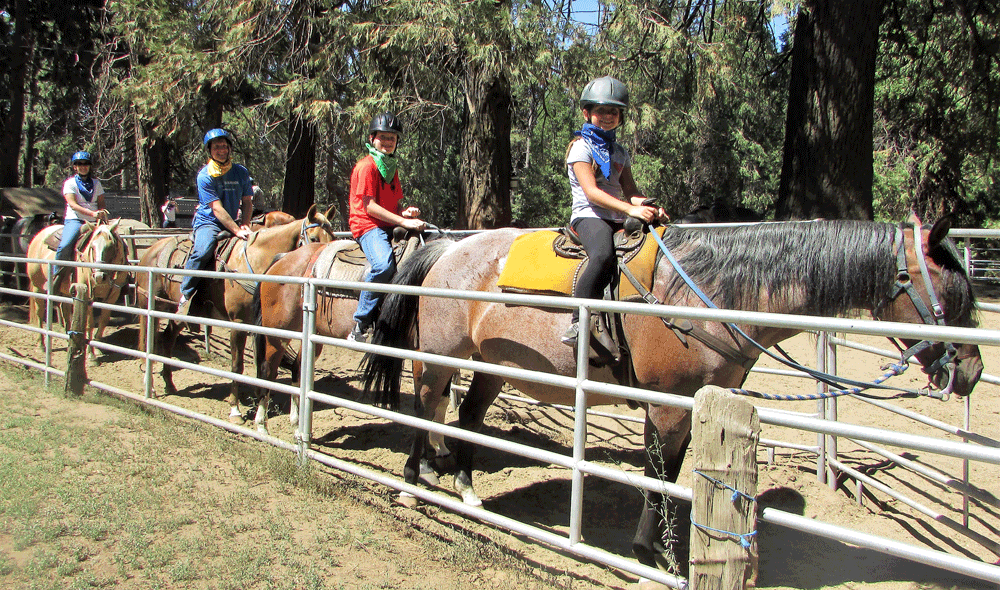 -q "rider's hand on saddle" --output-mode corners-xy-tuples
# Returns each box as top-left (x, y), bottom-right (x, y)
(401, 206), (422, 219)
(95, 209), (109, 223)
(236, 226), (252, 240)
(401, 218), (427, 232)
